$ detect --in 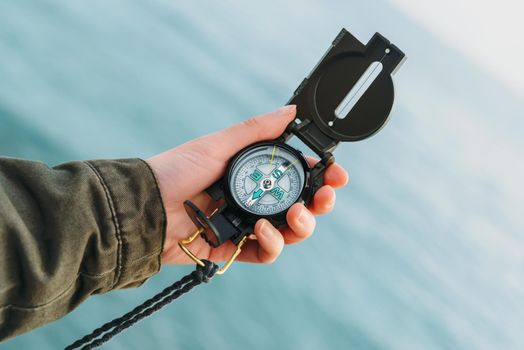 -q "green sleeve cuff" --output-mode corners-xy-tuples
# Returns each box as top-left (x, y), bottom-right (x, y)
(0, 157), (167, 341)
(85, 158), (166, 289)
